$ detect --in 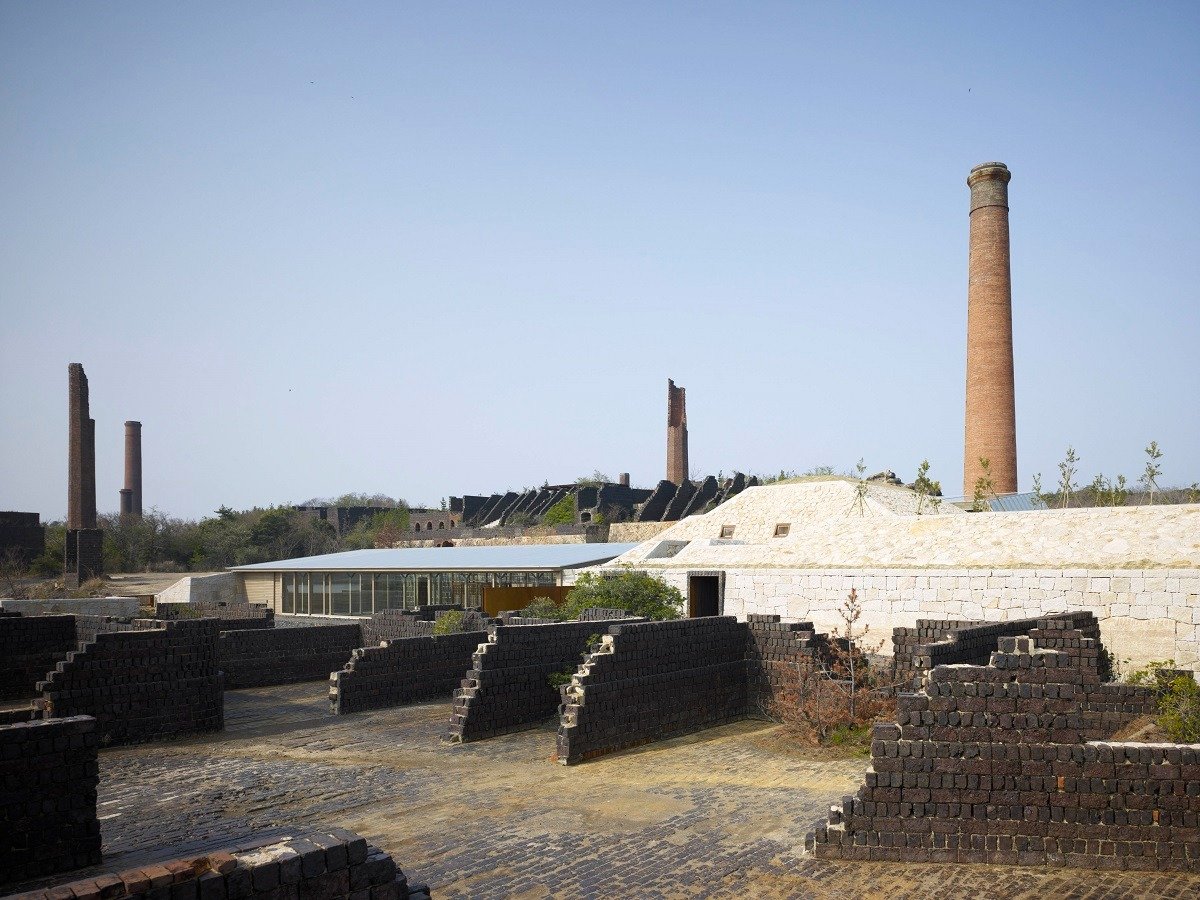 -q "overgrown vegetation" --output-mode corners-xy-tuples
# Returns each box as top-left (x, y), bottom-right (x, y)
(541, 496), (577, 526)
(1032, 441), (1196, 508)
(518, 570), (683, 623)
(431, 610), (465, 636)
(1126, 661), (1200, 742)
